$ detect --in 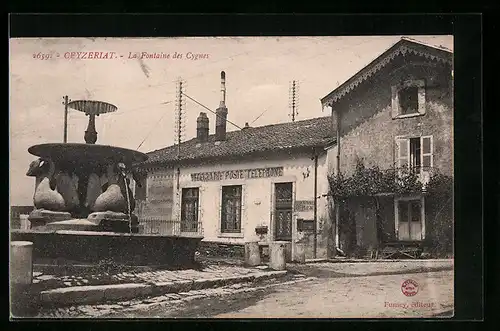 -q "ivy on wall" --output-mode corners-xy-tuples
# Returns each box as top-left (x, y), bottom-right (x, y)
(327, 158), (452, 199)
(327, 158), (454, 257)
